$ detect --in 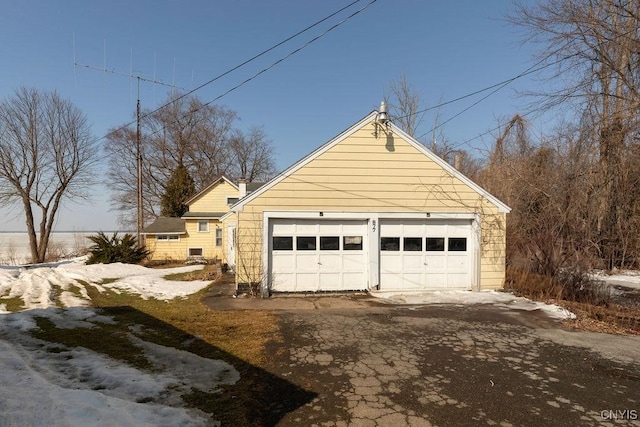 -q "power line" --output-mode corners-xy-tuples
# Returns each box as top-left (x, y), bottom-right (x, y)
(414, 53), (575, 140)
(185, 1), (378, 115)
(97, 0), (368, 142)
(449, 89), (640, 155)
(93, 0), (637, 181)
(74, 0), (379, 227)
(411, 24), (640, 147)
(90, 0), (377, 169)
(73, 62), (187, 243)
